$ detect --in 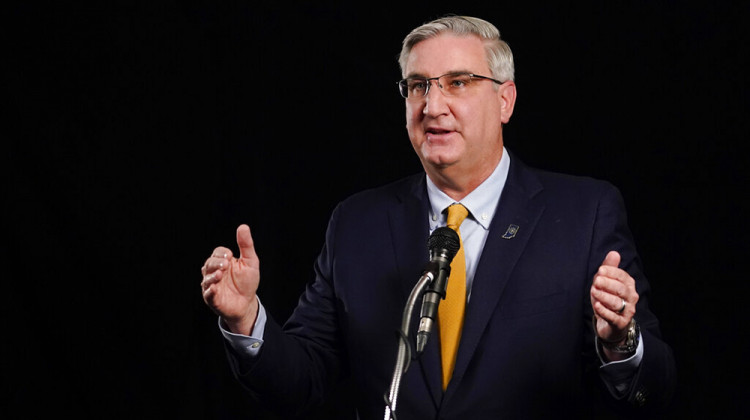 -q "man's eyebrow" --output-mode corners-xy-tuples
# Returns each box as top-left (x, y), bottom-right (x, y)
(404, 70), (474, 79)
